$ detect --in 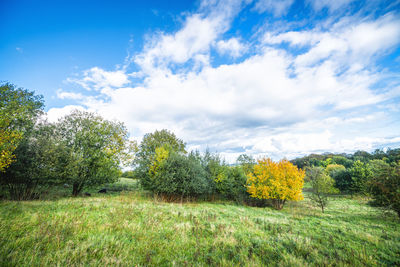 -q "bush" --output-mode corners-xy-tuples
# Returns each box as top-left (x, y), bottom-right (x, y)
(216, 166), (249, 204)
(331, 169), (352, 193)
(149, 151), (211, 200)
(306, 167), (339, 212)
(349, 160), (372, 194)
(2, 122), (58, 200)
(369, 163), (400, 218)
(135, 130), (186, 190)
